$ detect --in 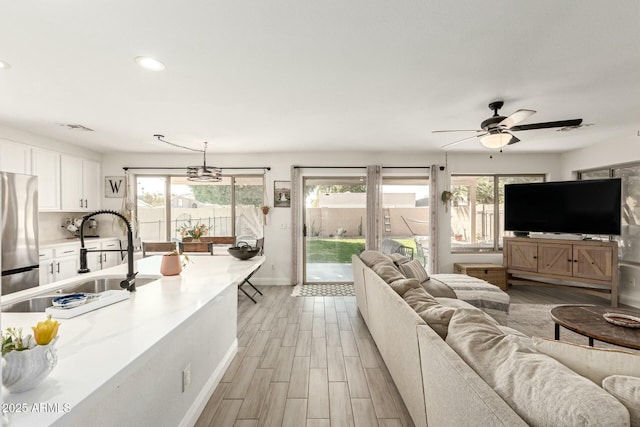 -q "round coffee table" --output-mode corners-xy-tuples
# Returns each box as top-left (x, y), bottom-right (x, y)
(550, 305), (640, 350)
